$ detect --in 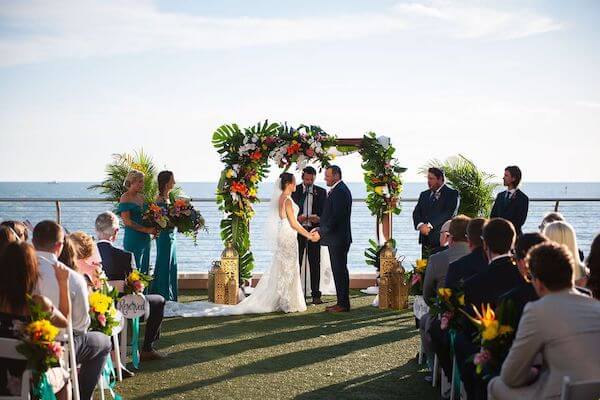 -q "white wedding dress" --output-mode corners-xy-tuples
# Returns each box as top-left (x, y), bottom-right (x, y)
(164, 189), (307, 318)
